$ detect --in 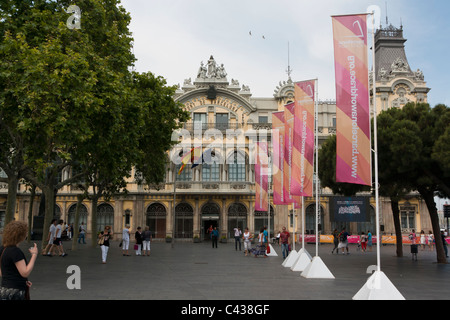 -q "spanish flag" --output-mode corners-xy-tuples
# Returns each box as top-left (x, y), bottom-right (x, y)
(178, 147), (201, 175)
